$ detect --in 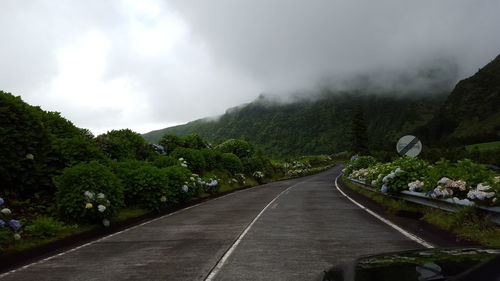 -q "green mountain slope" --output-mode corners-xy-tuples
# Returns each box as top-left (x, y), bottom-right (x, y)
(417, 54), (500, 145)
(144, 54), (500, 157)
(144, 92), (446, 157)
